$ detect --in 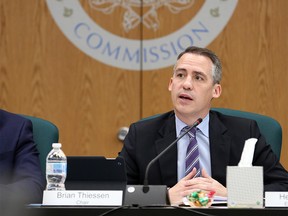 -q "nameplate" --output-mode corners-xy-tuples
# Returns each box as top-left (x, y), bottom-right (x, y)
(42, 190), (123, 206)
(265, 192), (288, 207)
